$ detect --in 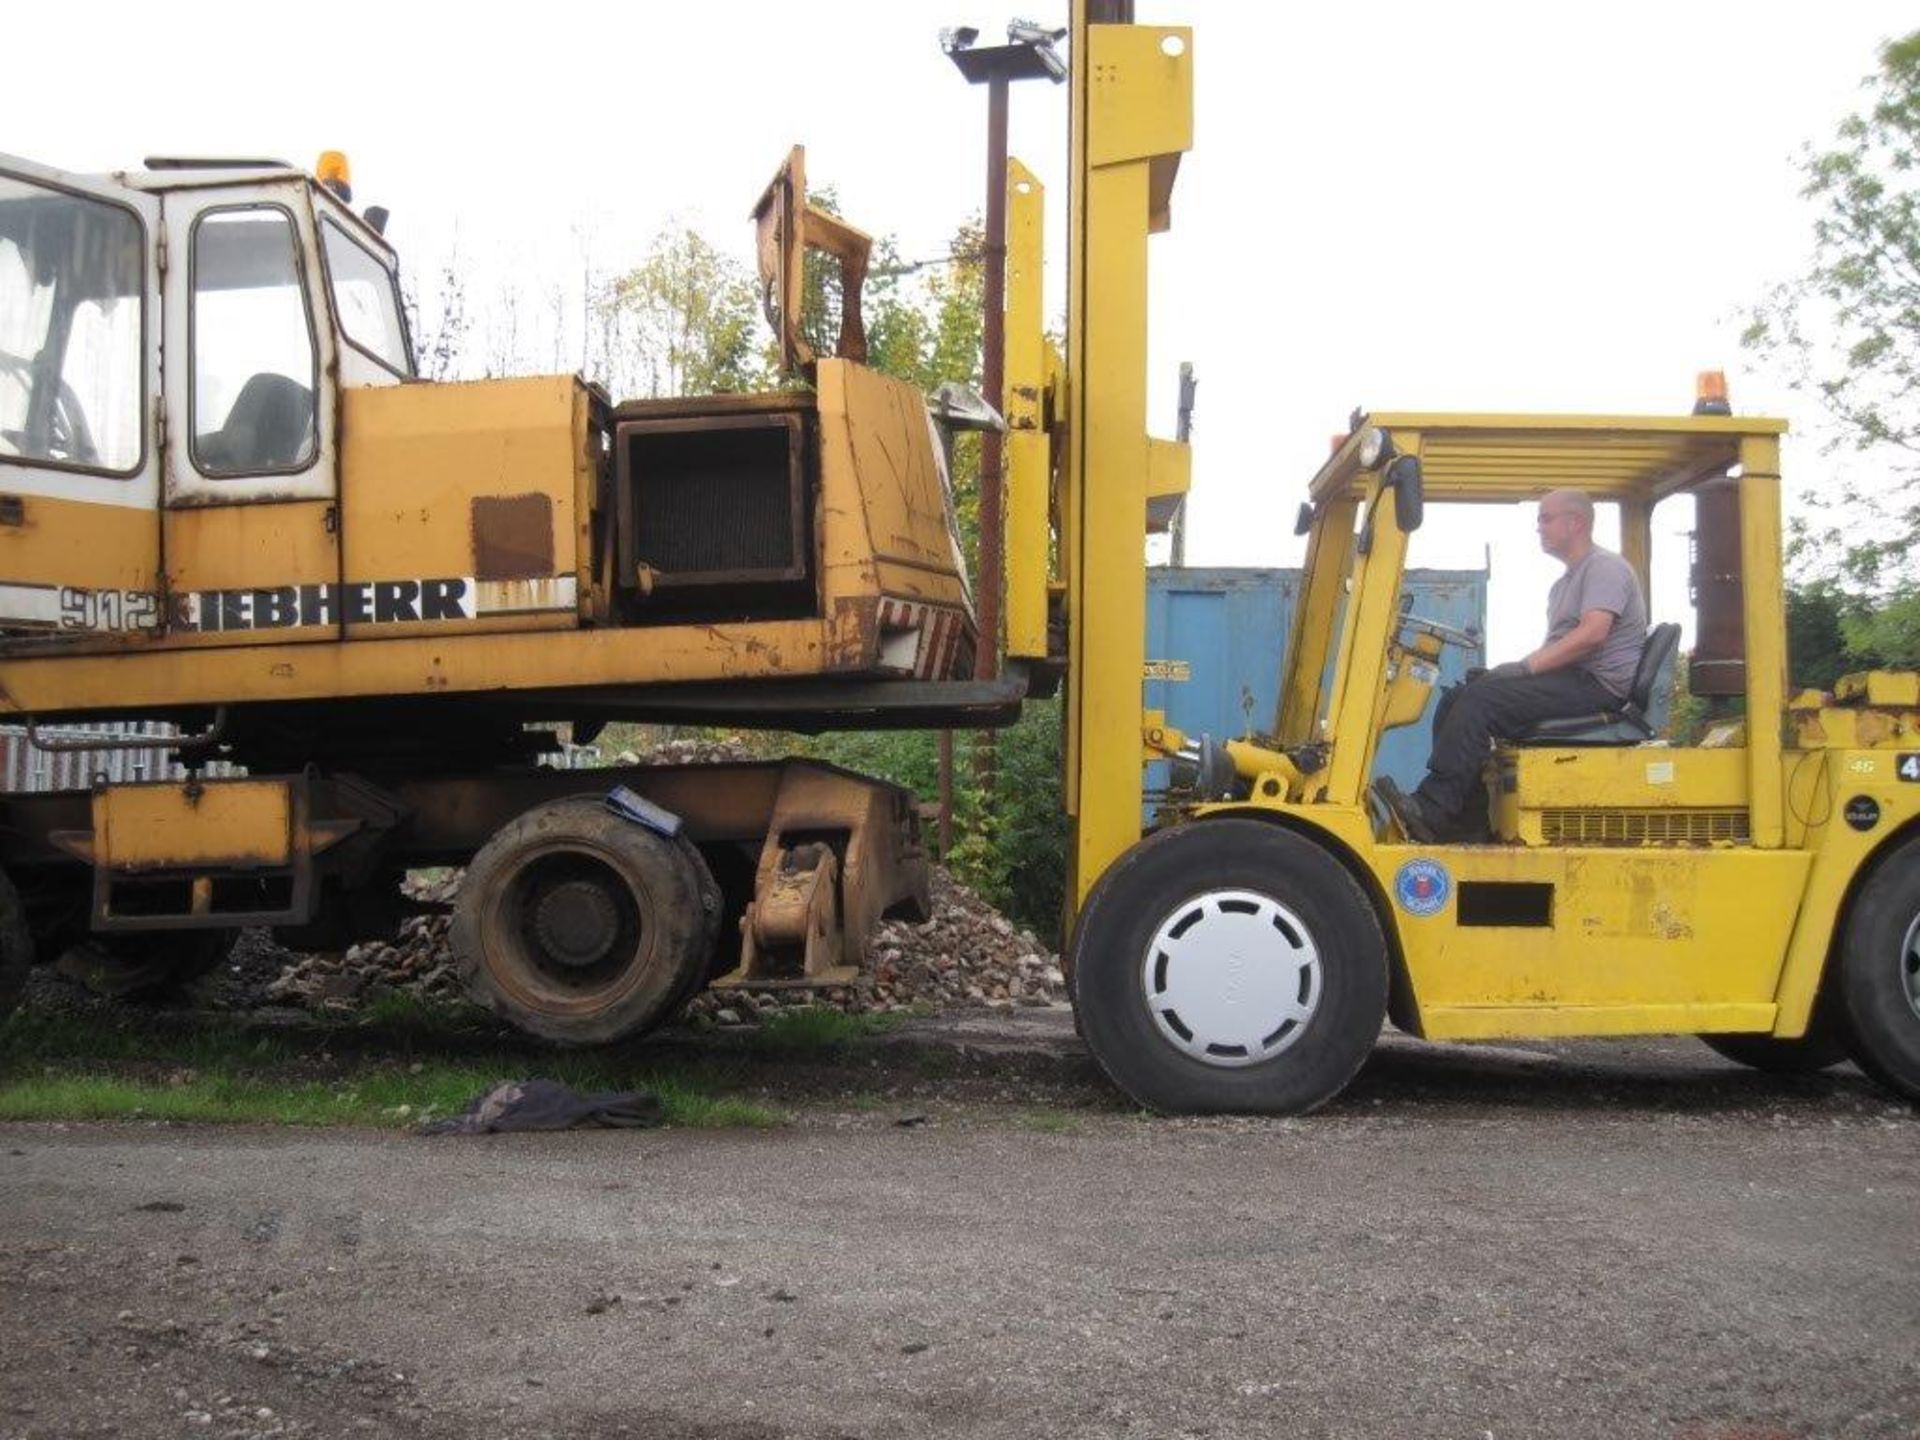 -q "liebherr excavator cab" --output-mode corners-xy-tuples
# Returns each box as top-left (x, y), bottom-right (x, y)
(0, 147), (986, 702)
(0, 146), (1012, 1042)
